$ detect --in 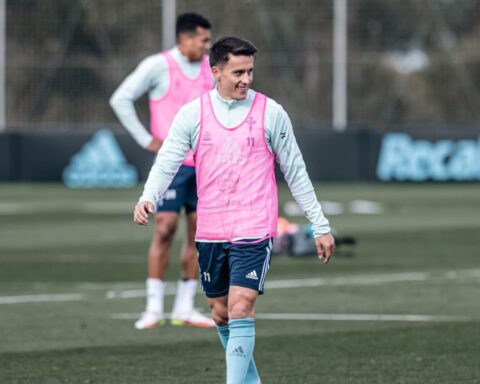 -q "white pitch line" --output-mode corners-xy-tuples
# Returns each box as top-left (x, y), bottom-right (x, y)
(110, 312), (472, 323)
(106, 285), (177, 299)
(104, 273), (427, 299)
(265, 272), (428, 289)
(104, 269), (480, 299)
(112, 312), (181, 320)
(0, 293), (84, 305)
(256, 313), (471, 322)
(3, 268), (480, 305)
(445, 270), (480, 279)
